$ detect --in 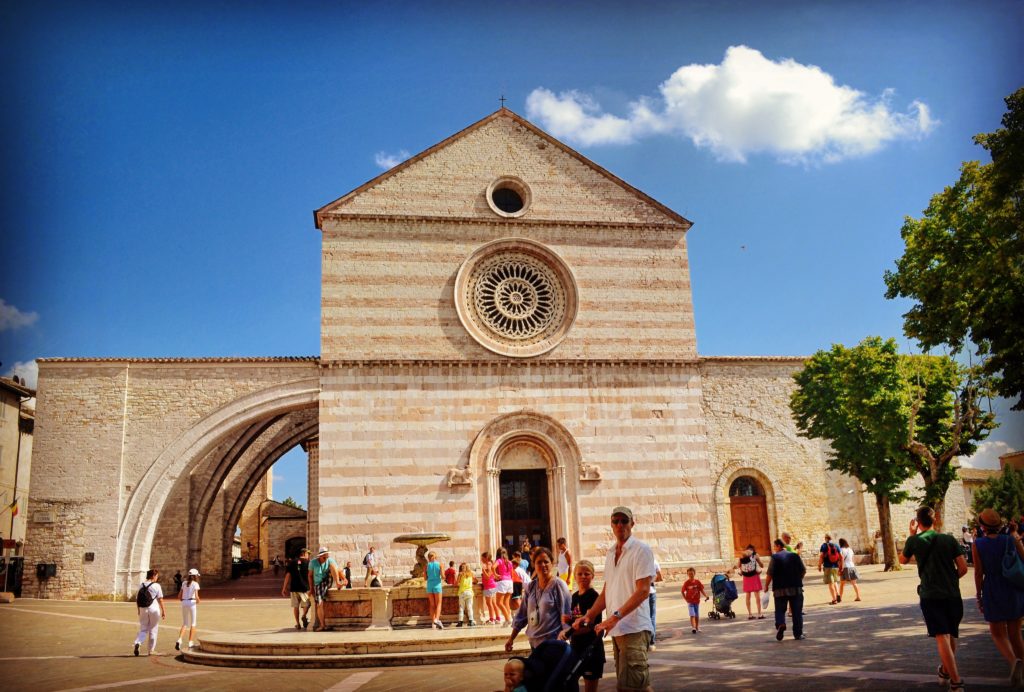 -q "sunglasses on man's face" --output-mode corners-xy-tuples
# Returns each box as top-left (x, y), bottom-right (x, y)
(611, 518), (631, 525)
